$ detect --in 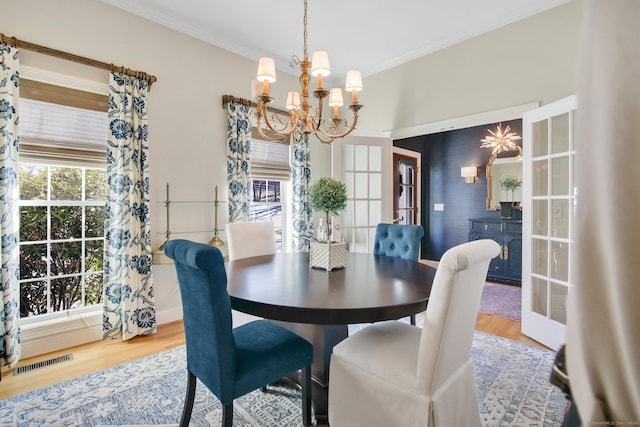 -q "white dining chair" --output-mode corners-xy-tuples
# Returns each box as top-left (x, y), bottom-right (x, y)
(225, 221), (277, 327)
(328, 239), (500, 427)
(225, 221), (277, 261)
